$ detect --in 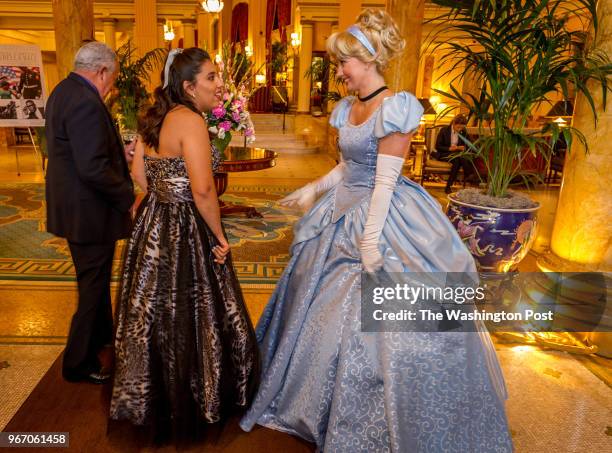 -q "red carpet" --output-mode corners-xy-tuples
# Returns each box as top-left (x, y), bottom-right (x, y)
(4, 353), (315, 453)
